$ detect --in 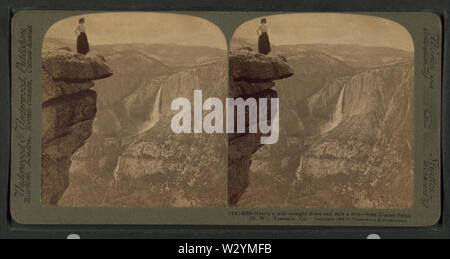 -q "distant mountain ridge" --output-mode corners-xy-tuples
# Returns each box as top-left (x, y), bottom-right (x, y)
(230, 37), (413, 69)
(43, 37), (226, 68)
